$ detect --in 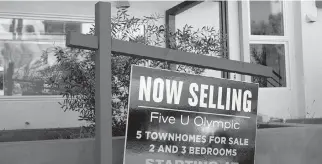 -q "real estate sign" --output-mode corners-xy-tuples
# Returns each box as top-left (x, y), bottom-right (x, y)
(123, 65), (259, 164)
